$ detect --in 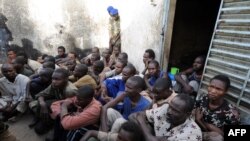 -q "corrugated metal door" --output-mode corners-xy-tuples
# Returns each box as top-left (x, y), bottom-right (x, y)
(198, 0), (250, 122)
